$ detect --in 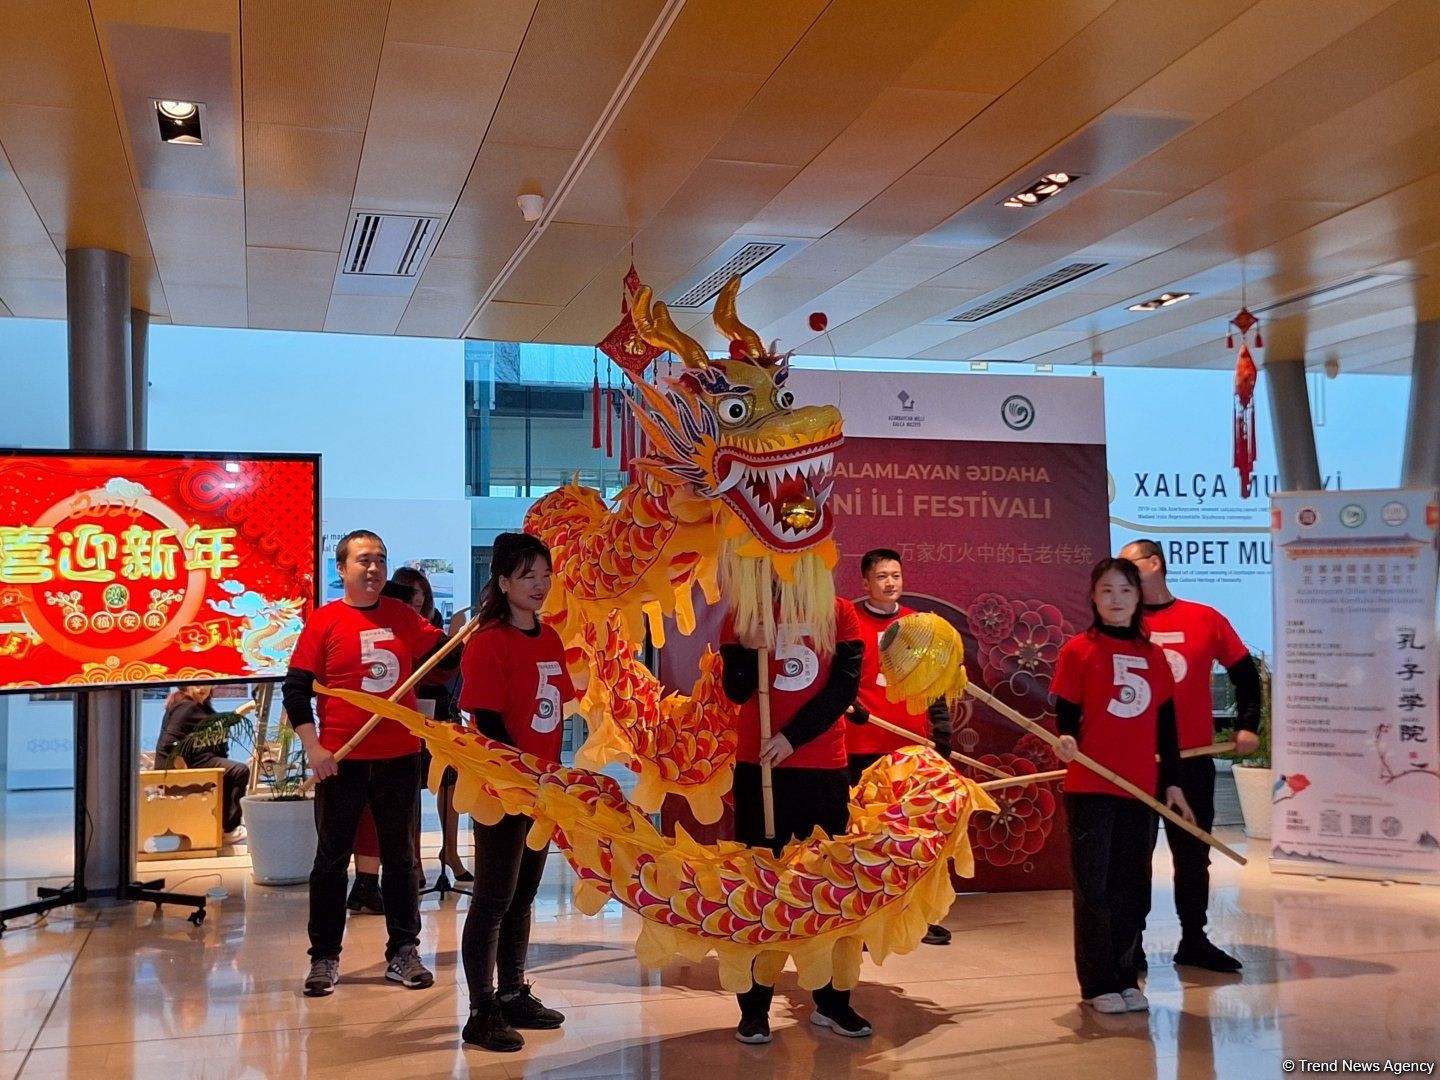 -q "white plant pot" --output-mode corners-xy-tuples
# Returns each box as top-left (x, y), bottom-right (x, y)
(241, 792), (317, 885)
(1232, 764), (1273, 841)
